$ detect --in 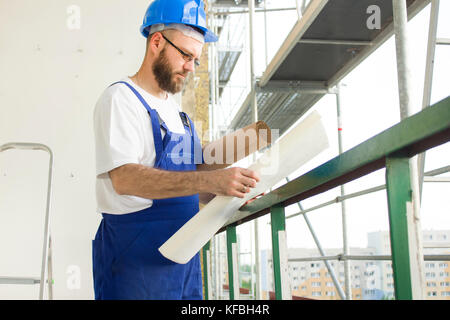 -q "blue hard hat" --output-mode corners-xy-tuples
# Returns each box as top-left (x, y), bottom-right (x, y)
(140, 0), (218, 43)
